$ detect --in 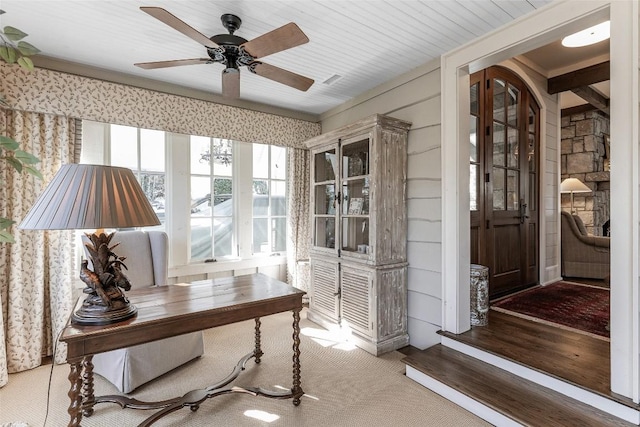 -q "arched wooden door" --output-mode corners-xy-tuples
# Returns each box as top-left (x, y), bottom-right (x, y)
(470, 66), (540, 298)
